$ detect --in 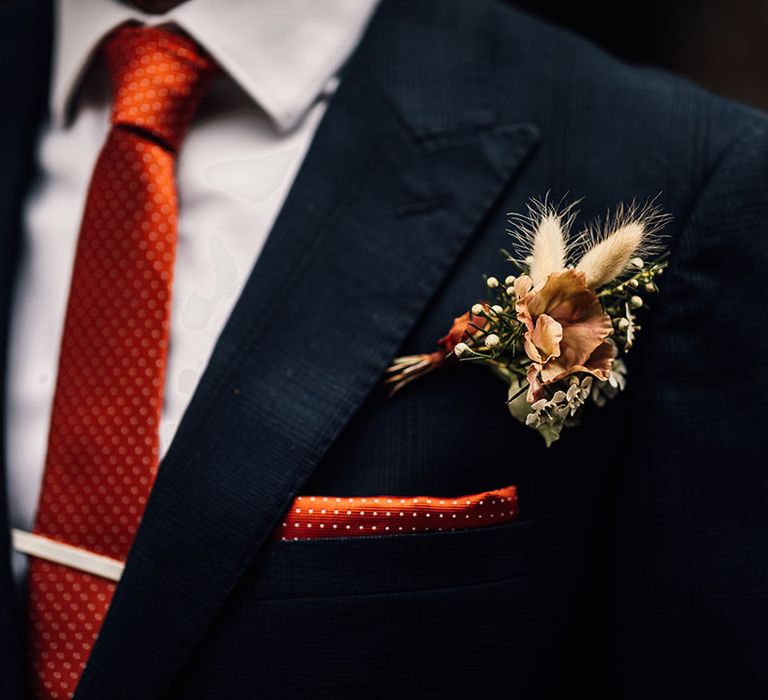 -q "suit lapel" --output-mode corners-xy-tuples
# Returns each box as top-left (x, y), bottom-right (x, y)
(0, 1), (52, 697)
(72, 0), (539, 697)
